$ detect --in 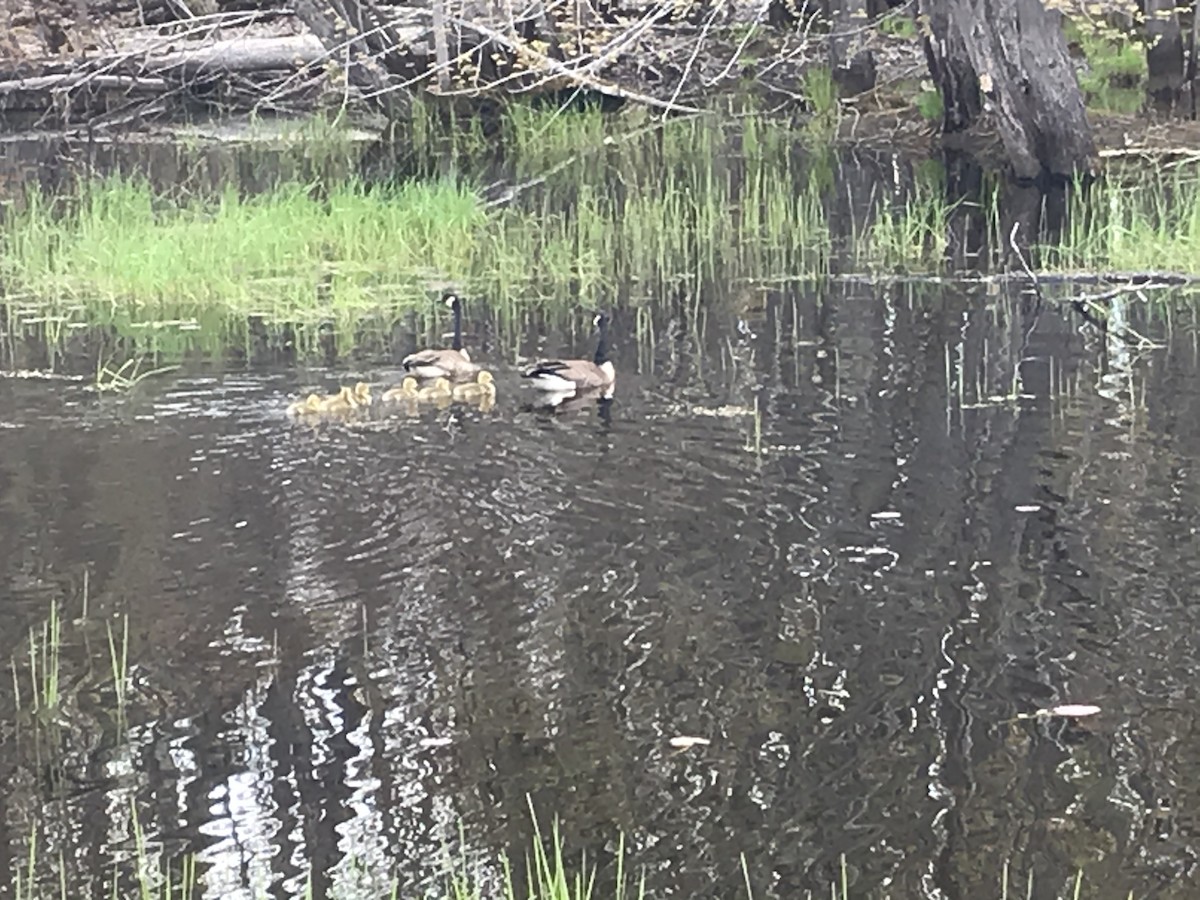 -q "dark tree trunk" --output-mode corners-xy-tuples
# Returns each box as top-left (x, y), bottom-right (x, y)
(1145, 0), (1185, 113)
(917, 0), (981, 131)
(828, 0), (877, 95)
(921, 0), (1095, 181)
(1190, 0), (1200, 118)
